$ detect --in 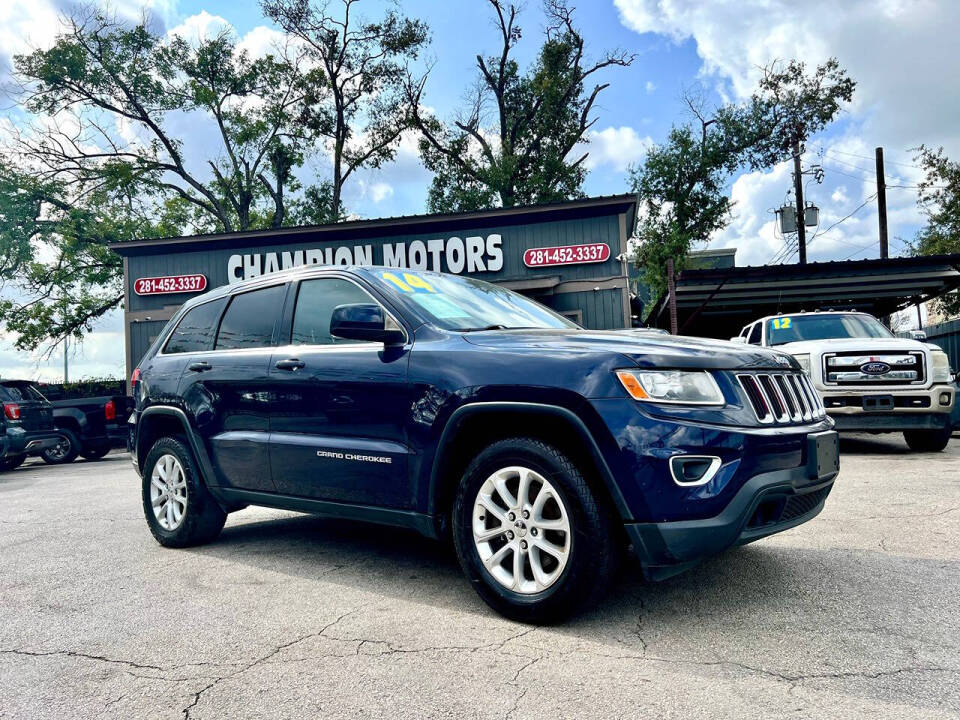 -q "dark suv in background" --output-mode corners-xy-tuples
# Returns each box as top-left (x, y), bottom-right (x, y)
(130, 266), (839, 622)
(0, 380), (60, 471)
